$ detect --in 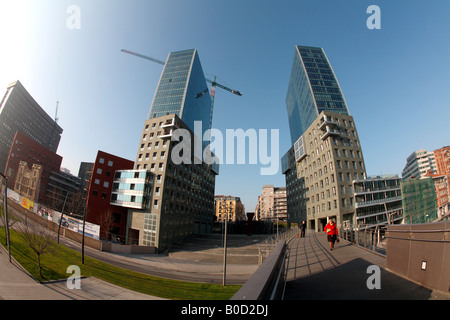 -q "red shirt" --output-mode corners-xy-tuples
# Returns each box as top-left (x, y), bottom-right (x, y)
(324, 223), (338, 235)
